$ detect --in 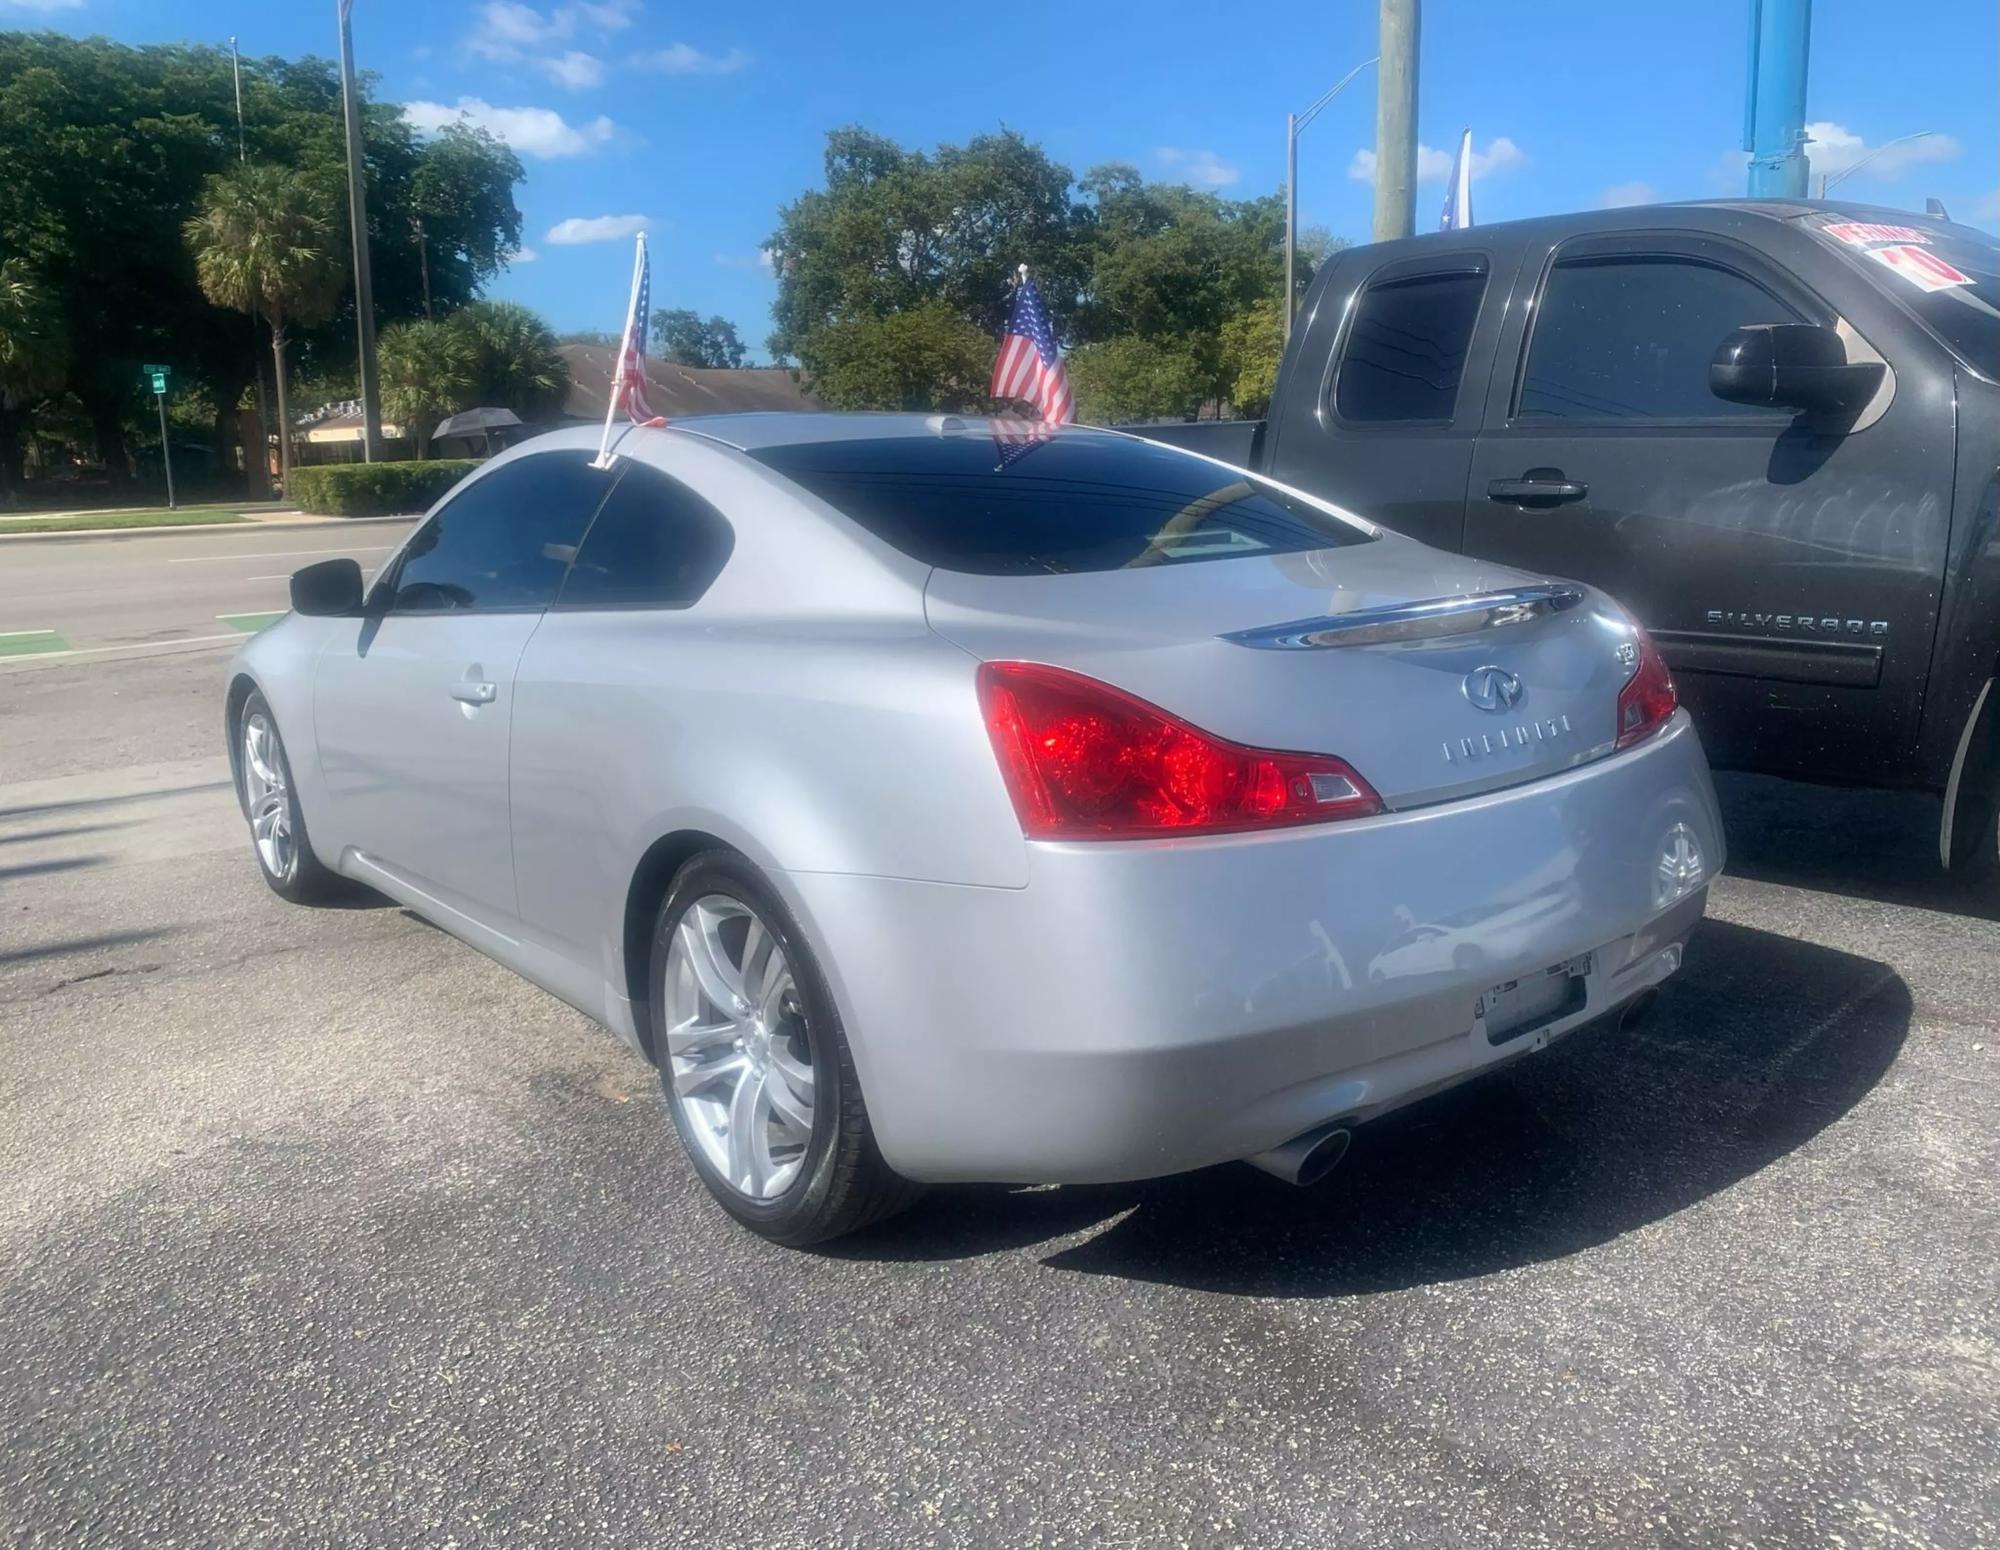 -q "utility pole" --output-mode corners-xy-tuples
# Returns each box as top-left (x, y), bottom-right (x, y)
(335, 0), (384, 461)
(1372, 0), (1419, 241)
(230, 36), (246, 161)
(1744, 0), (1812, 198)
